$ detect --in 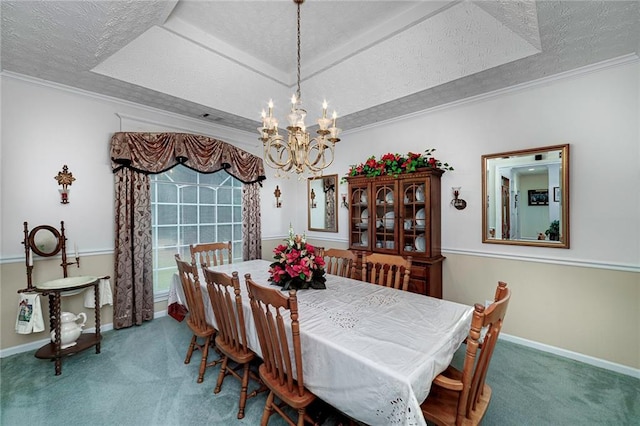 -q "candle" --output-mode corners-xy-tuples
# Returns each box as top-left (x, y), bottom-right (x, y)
(268, 99), (273, 117)
(28, 248), (33, 266)
(291, 94), (297, 112)
(332, 110), (337, 128)
(322, 100), (328, 118)
(74, 243), (79, 258)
